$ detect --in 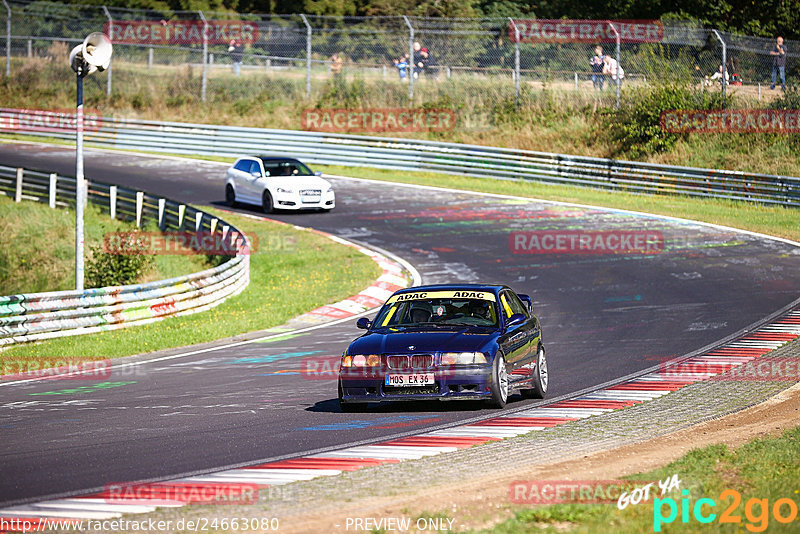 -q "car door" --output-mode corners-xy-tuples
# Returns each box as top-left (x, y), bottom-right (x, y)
(242, 159), (265, 202)
(230, 159), (253, 201)
(508, 290), (540, 364)
(499, 290), (537, 373)
(497, 290), (529, 372)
